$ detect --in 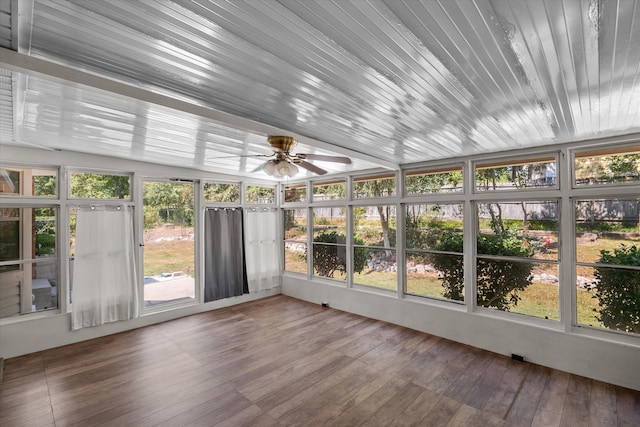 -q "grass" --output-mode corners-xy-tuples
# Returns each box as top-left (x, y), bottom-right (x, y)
(286, 250), (604, 326)
(284, 250), (307, 274)
(144, 240), (194, 277)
